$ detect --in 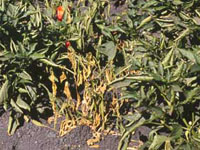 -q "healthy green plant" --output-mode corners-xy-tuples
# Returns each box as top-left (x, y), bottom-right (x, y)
(109, 0), (200, 149)
(0, 0), (73, 134)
